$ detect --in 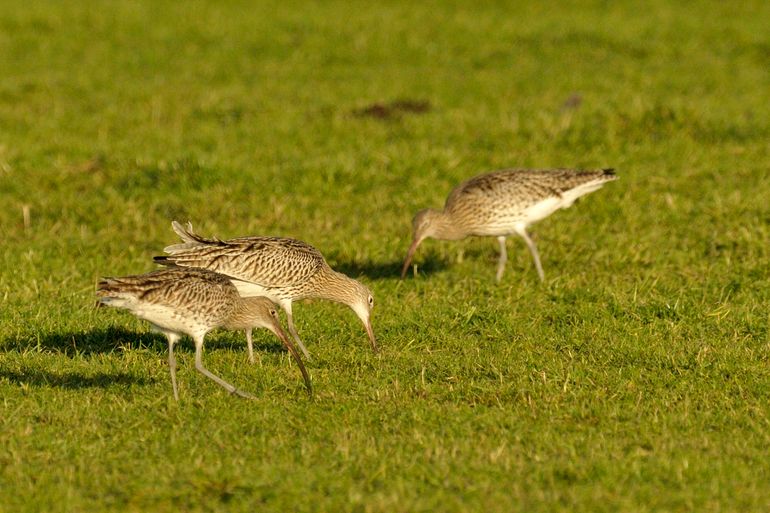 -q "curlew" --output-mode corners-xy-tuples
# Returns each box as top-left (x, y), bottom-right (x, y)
(96, 267), (312, 400)
(154, 221), (377, 360)
(401, 168), (618, 282)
